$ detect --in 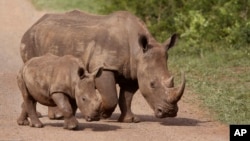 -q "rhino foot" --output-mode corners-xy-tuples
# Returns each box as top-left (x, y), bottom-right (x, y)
(17, 118), (30, 126)
(29, 121), (43, 128)
(101, 112), (113, 119)
(36, 111), (42, 118)
(64, 117), (78, 130)
(118, 115), (140, 123)
(48, 113), (64, 120)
